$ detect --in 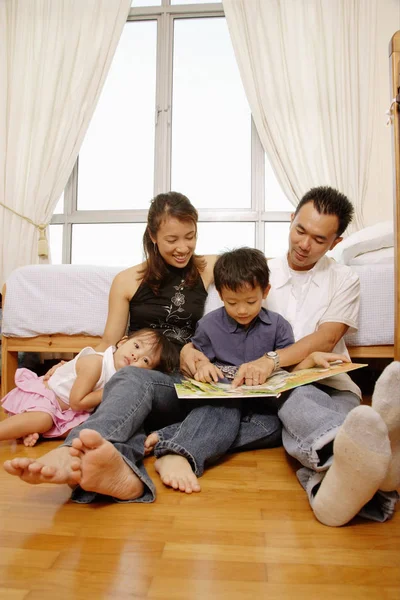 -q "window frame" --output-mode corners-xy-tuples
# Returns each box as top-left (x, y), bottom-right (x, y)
(50, 1), (292, 263)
